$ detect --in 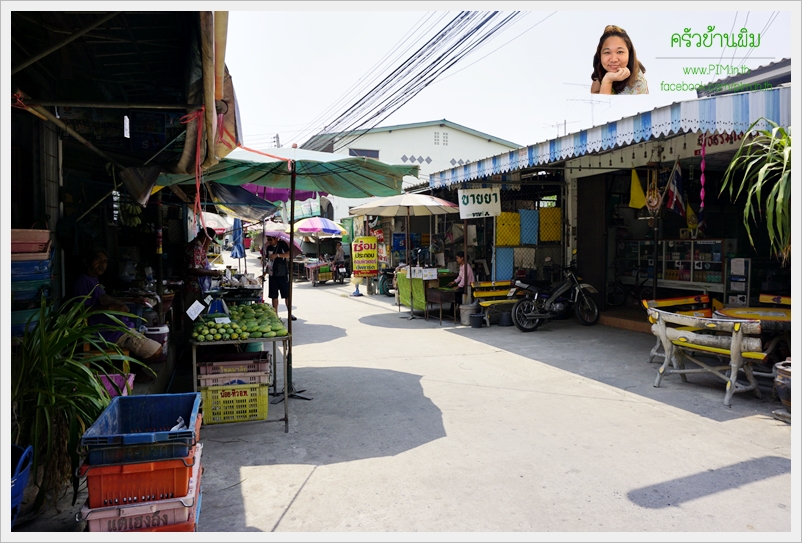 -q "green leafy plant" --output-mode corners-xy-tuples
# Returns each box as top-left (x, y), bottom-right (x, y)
(720, 118), (791, 265)
(10, 294), (148, 514)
